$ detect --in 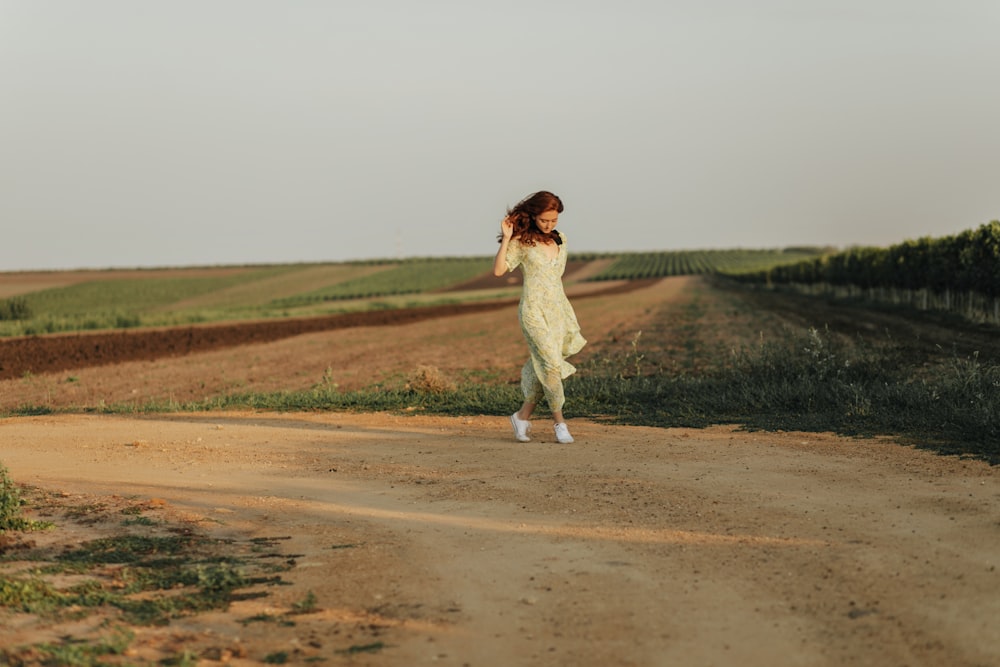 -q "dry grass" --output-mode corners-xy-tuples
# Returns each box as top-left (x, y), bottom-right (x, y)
(404, 365), (457, 393)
